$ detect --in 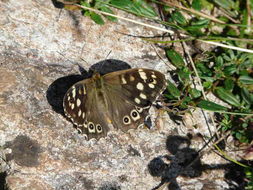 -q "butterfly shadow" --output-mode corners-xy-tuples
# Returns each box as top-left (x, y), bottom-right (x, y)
(147, 135), (253, 190)
(46, 59), (131, 116)
(148, 135), (202, 190)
